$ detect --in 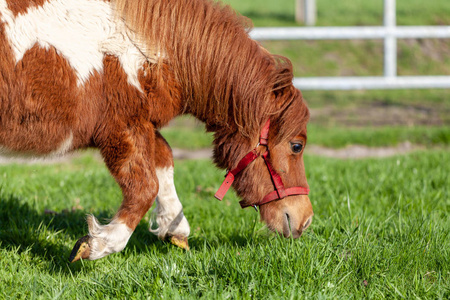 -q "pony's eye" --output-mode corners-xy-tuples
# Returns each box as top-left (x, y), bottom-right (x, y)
(290, 142), (303, 153)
